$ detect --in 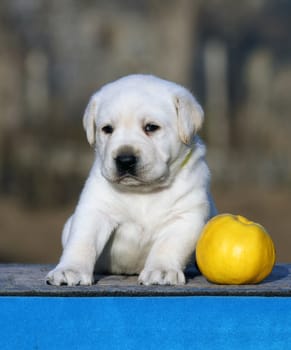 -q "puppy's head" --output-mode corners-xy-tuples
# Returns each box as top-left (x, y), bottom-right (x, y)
(83, 75), (204, 190)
